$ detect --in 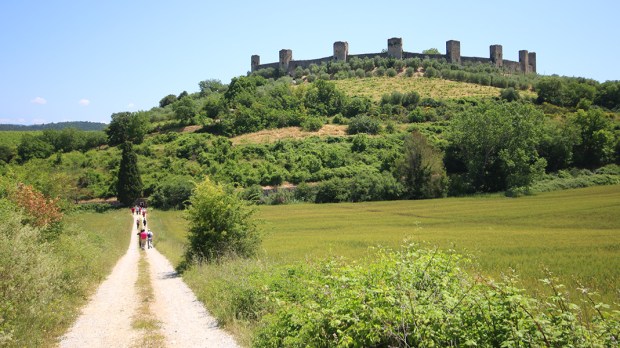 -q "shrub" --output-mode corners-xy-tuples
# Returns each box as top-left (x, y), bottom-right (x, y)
(500, 87), (520, 102)
(386, 68), (397, 77)
(184, 177), (261, 263)
(301, 117), (324, 132)
(347, 115), (382, 135)
(149, 175), (195, 210)
(293, 182), (317, 202)
(253, 245), (620, 347)
(314, 177), (350, 203)
(0, 208), (60, 344)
